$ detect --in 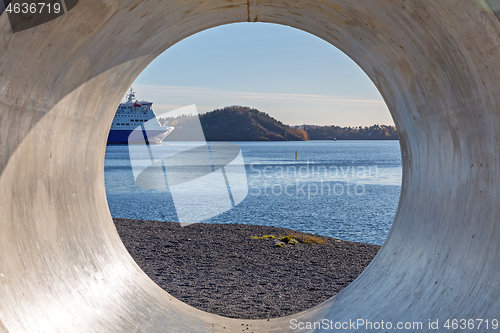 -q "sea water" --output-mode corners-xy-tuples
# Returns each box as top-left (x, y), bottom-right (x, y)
(105, 141), (402, 245)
